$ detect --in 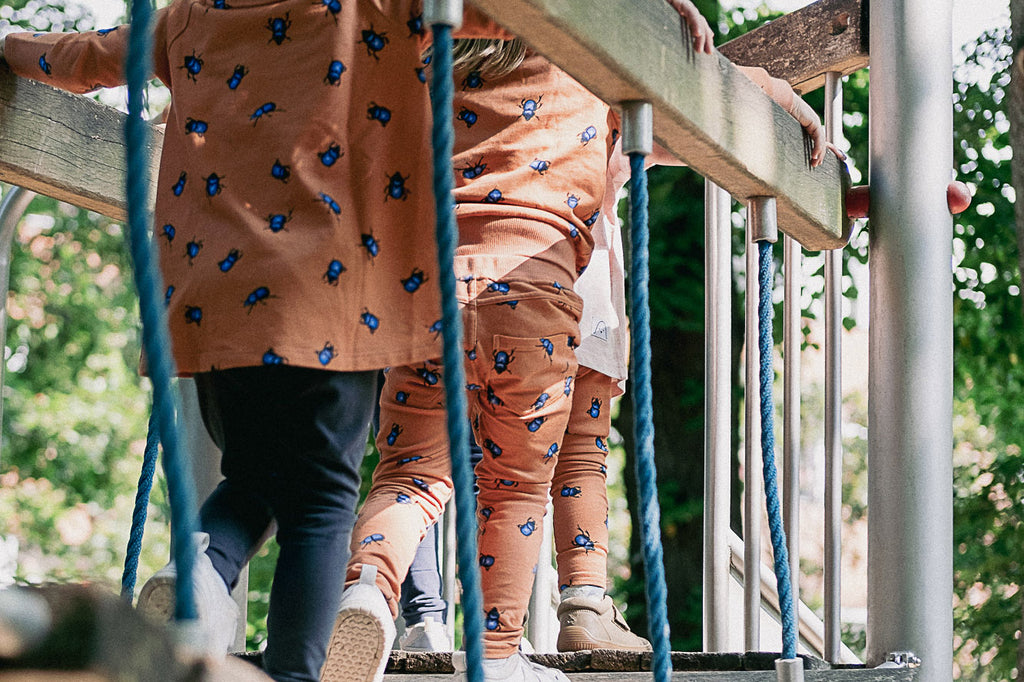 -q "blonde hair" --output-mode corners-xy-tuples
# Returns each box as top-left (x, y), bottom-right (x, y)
(449, 38), (528, 79)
